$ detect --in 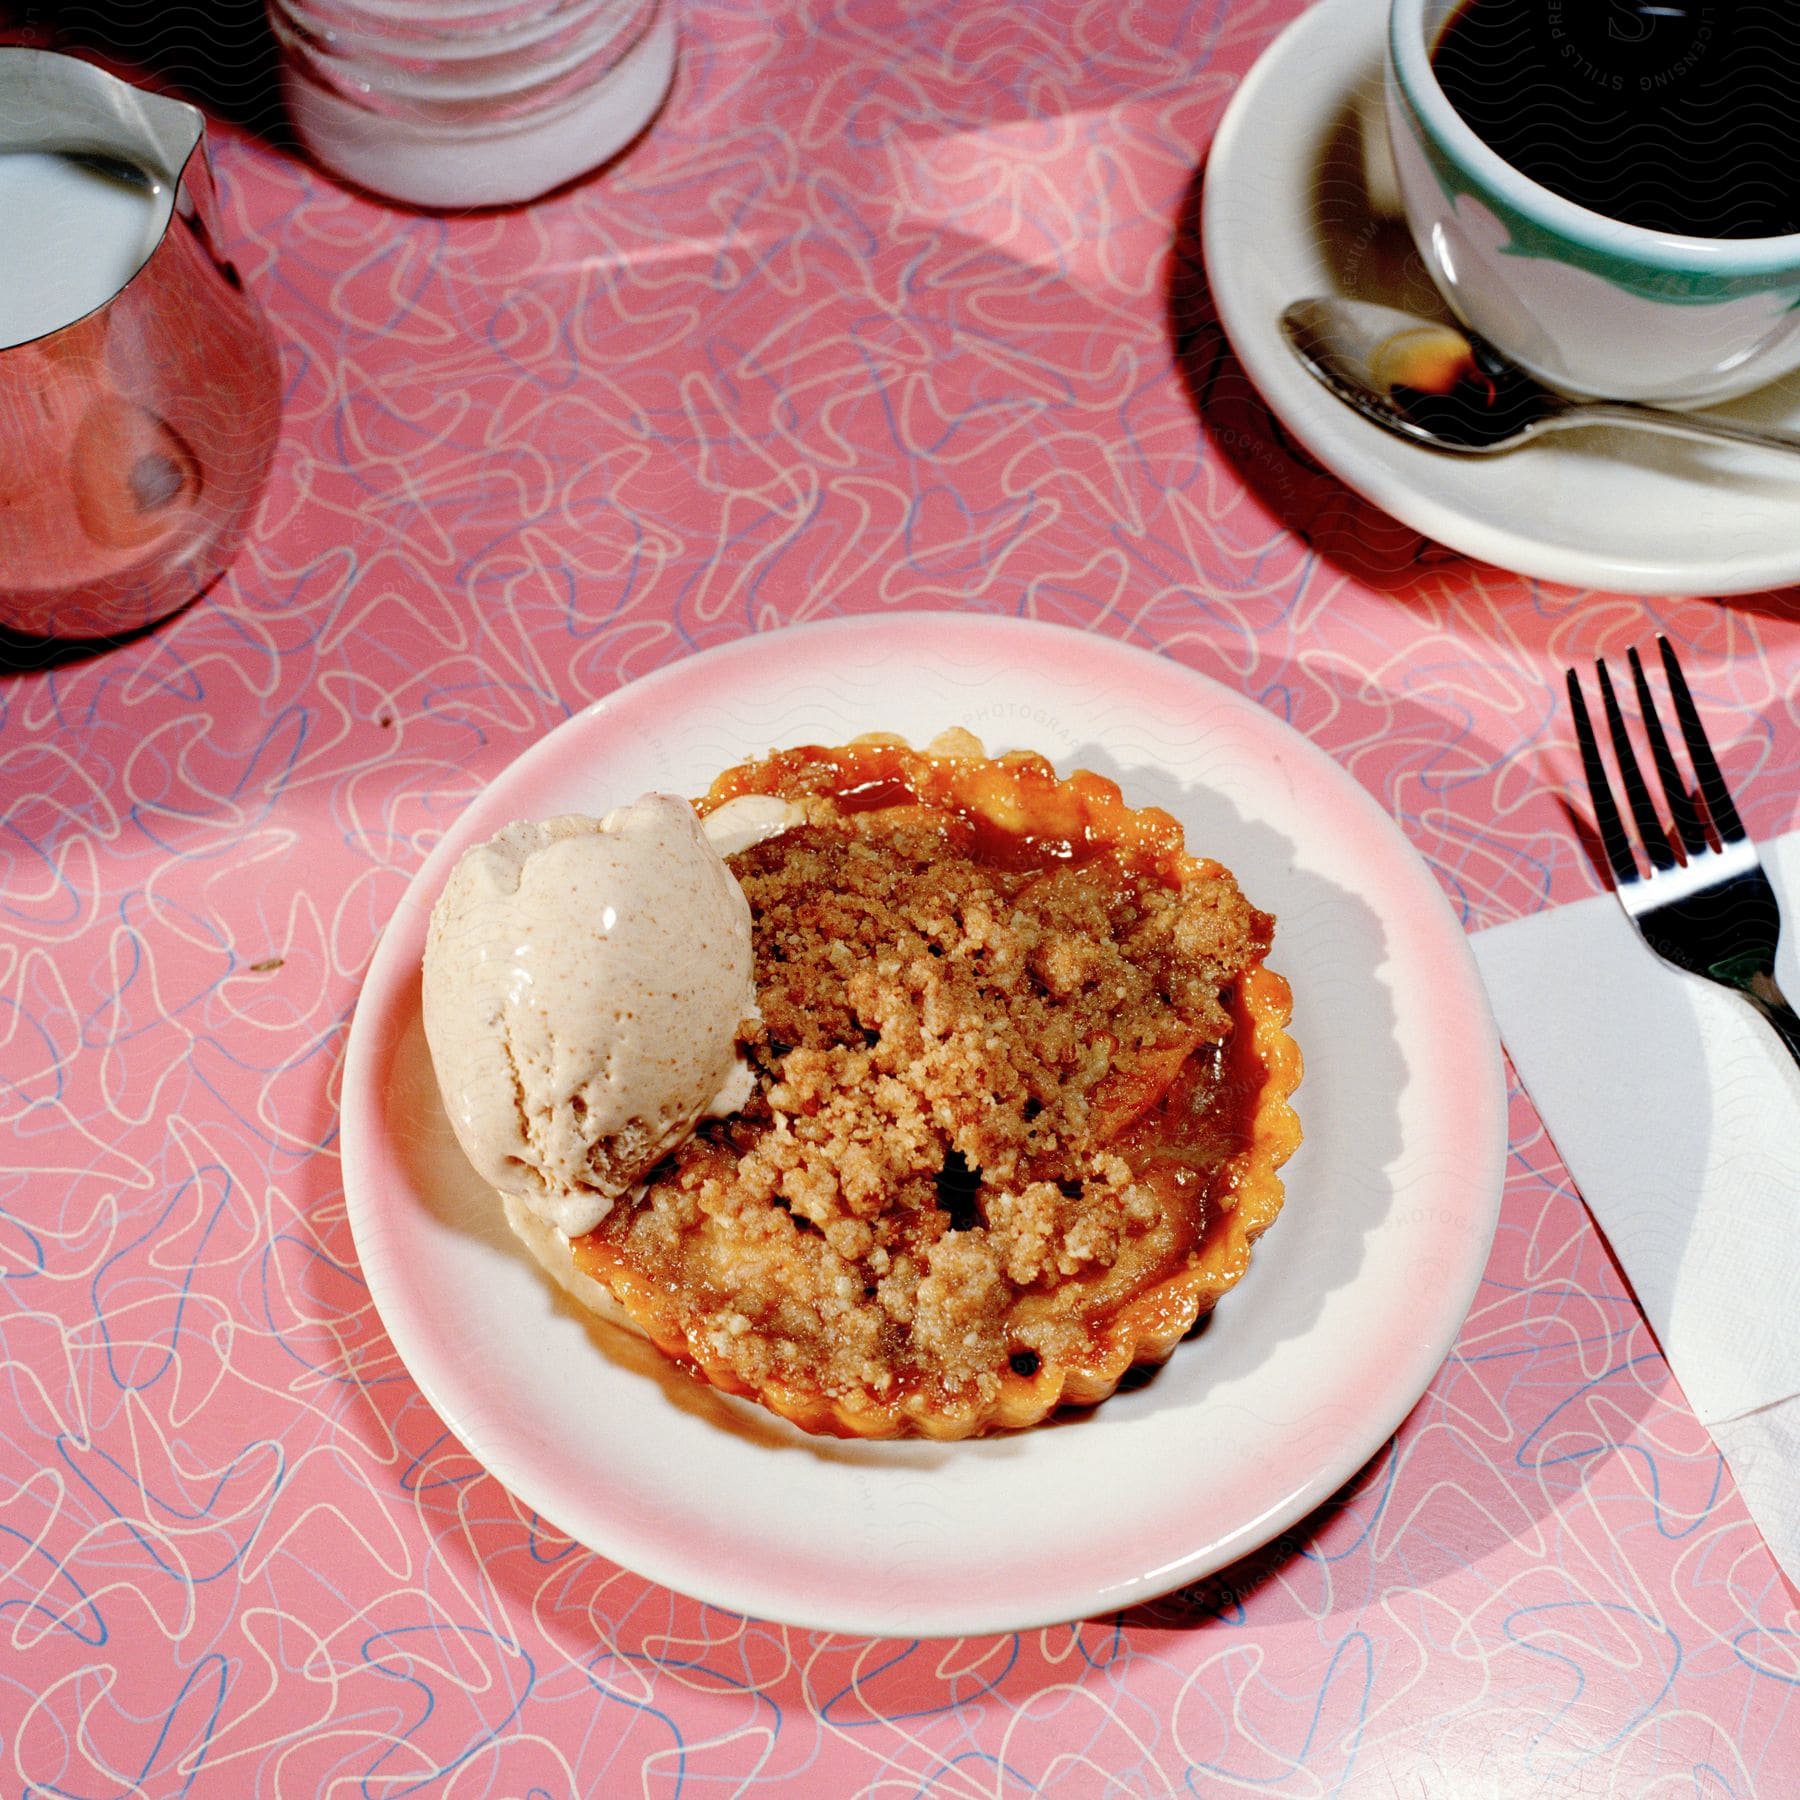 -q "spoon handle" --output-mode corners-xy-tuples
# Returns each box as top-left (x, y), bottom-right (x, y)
(1563, 400), (1800, 458)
